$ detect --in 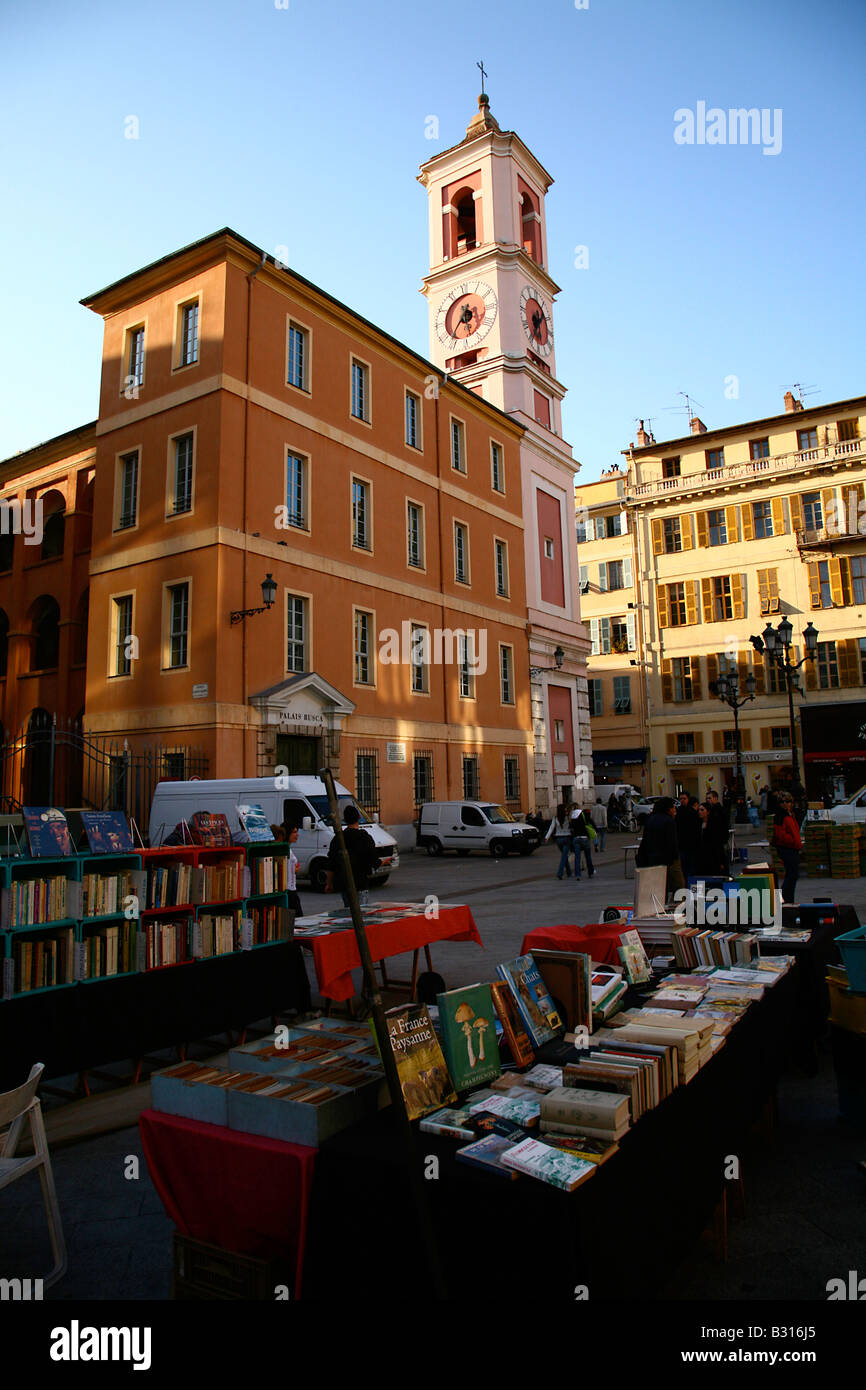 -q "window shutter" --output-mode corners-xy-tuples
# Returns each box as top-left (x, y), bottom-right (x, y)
(731, 572), (745, 620)
(680, 515), (693, 550)
(623, 556), (633, 588)
(626, 613), (636, 651)
(821, 488), (836, 529)
(843, 483), (864, 532)
(752, 656), (765, 695)
(803, 646), (818, 691)
(689, 655), (701, 701)
(740, 727), (752, 750)
(761, 727), (772, 747)
(770, 496), (786, 535)
(685, 580), (699, 625)
(599, 562), (608, 592)
(696, 511), (709, 547)
(657, 585), (670, 628)
(713, 729), (724, 752)
(661, 659), (673, 702)
(741, 503), (754, 542)
(595, 516), (606, 540)
(666, 732), (677, 754)
(651, 517), (664, 554)
(701, 577), (713, 622)
(789, 494), (804, 532)
(600, 617), (611, 654)
(768, 568), (779, 607)
(693, 730), (704, 752)
(808, 562), (822, 609)
(839, 638), (859, 687)
(832, 556), (852, 605)
(725, 505), (739, 543)
(706, 653), (719, 688)
(757, 569), (768, 611)
(590, 617), (599, 656)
